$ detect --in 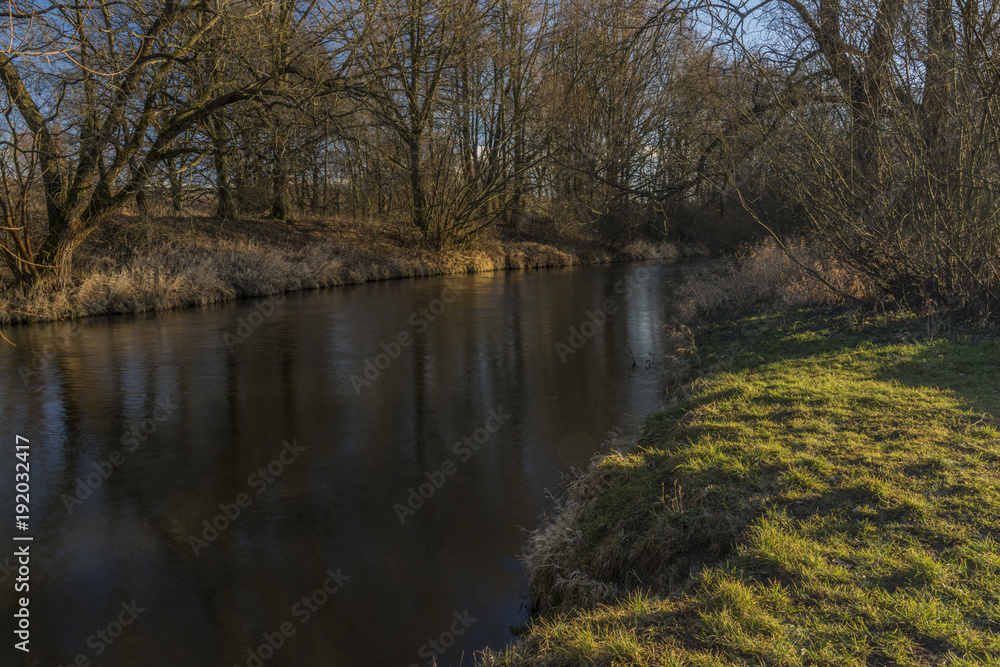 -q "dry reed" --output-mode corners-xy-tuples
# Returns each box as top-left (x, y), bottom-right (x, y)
(0, 214), (702, 325)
